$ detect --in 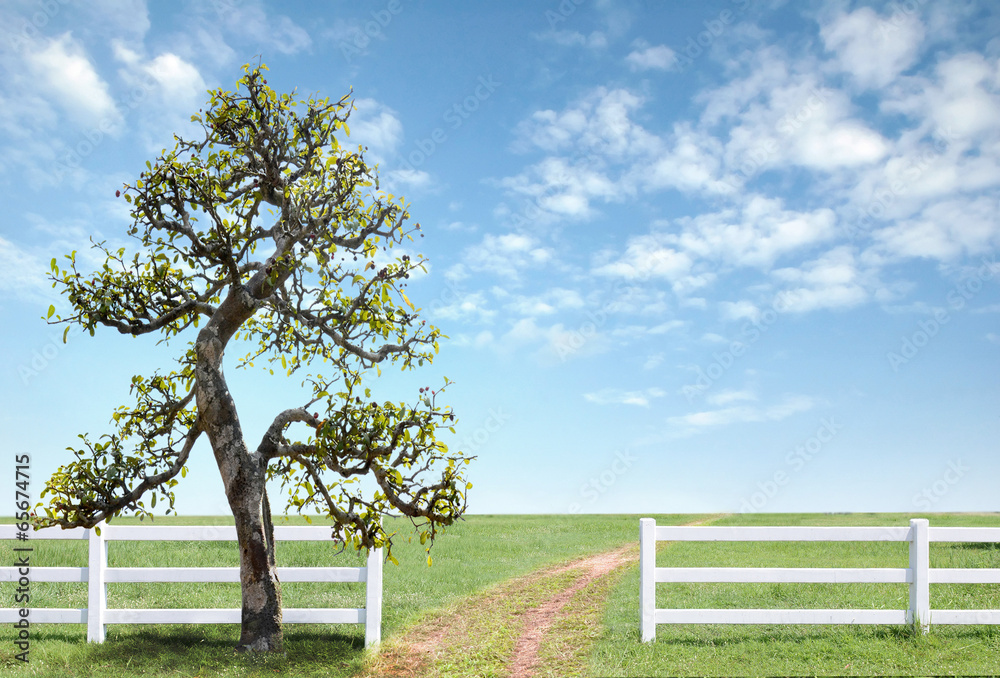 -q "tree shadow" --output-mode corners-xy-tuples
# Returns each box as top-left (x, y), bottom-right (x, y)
(39, 625), (370, 677)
